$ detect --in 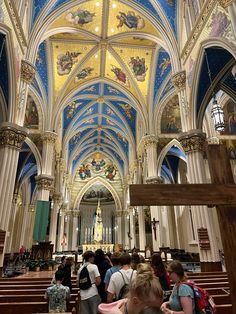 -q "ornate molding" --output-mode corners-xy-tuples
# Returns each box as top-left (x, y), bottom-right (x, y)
(36, 175), (54, 191)
(53, 193), (63, 204)
(219, 0), (234, 9)
(179, 130), (206, 154)
(146, 176), (164, 184)
(142, 134), (158, 150)
(207, 137), (221, 145)
(172, 71), (186, 91)
(4, 0), (27, 51)
(41, 131), (57, 144)
(0, 123), (28, 150)
(20, 60), (36, 84)
(181, 0), (217, 63)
